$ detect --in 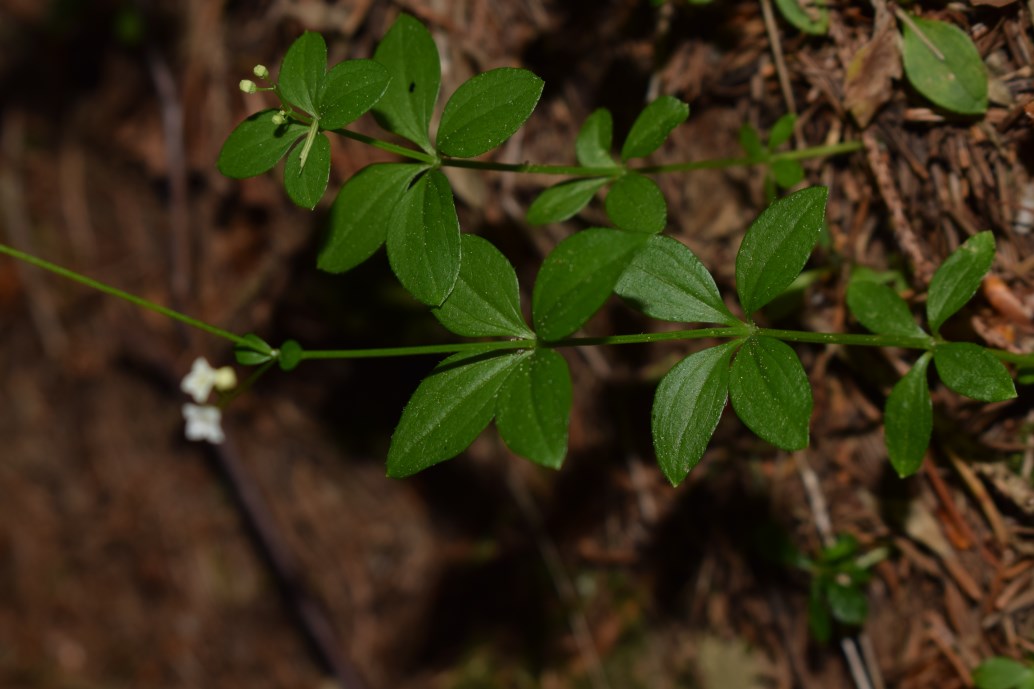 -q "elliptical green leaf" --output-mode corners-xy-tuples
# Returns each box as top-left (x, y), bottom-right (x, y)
(652, 342), (738, 486)
(386, 170), (461, 306)
(372, 13), (441, 152)
(885, 352), (932, 477)
(532, 228), (649, 341)
(387, 351), (525, 478)
(496, 349), (572, 469)
(437, 68), (544, 158)
(736, 186), (828, 315)
(729, 336), (812, 450)
(319, 163), (426, 274)
(615, 235), (736, 325)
